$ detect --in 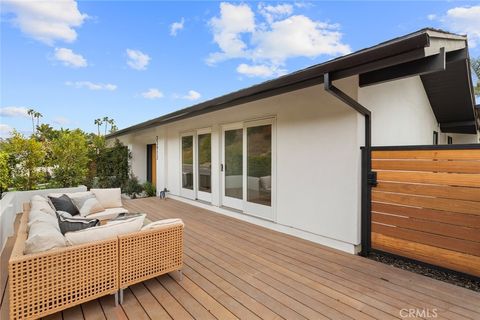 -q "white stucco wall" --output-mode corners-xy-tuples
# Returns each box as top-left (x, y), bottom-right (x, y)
(358, 76), (442, 146)
(119, 78), (364, 252)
